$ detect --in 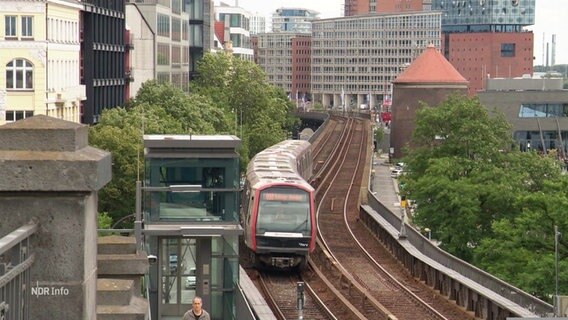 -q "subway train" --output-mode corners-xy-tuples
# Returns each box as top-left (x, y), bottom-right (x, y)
(240, 140), (316, 269)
